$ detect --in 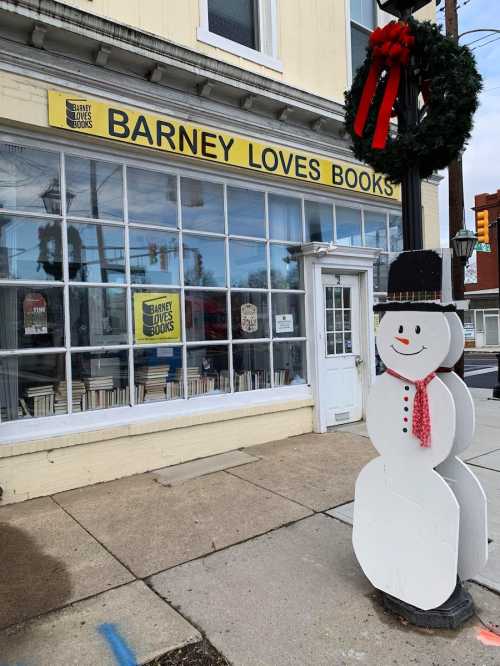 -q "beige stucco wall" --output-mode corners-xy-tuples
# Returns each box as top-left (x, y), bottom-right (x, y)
(59, 0), (435, 103)
(422, 179), (441, 249)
